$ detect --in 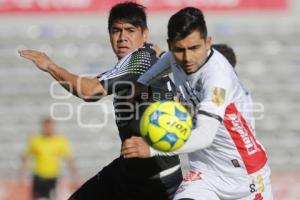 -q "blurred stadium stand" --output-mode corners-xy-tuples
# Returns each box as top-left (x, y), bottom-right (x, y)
(0, 0), (299, 199)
